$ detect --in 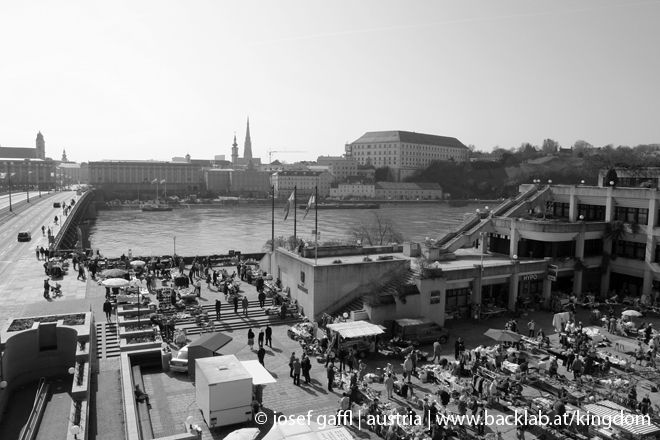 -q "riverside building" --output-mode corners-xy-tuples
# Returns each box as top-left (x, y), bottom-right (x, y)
(263, 171), (660, 326)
